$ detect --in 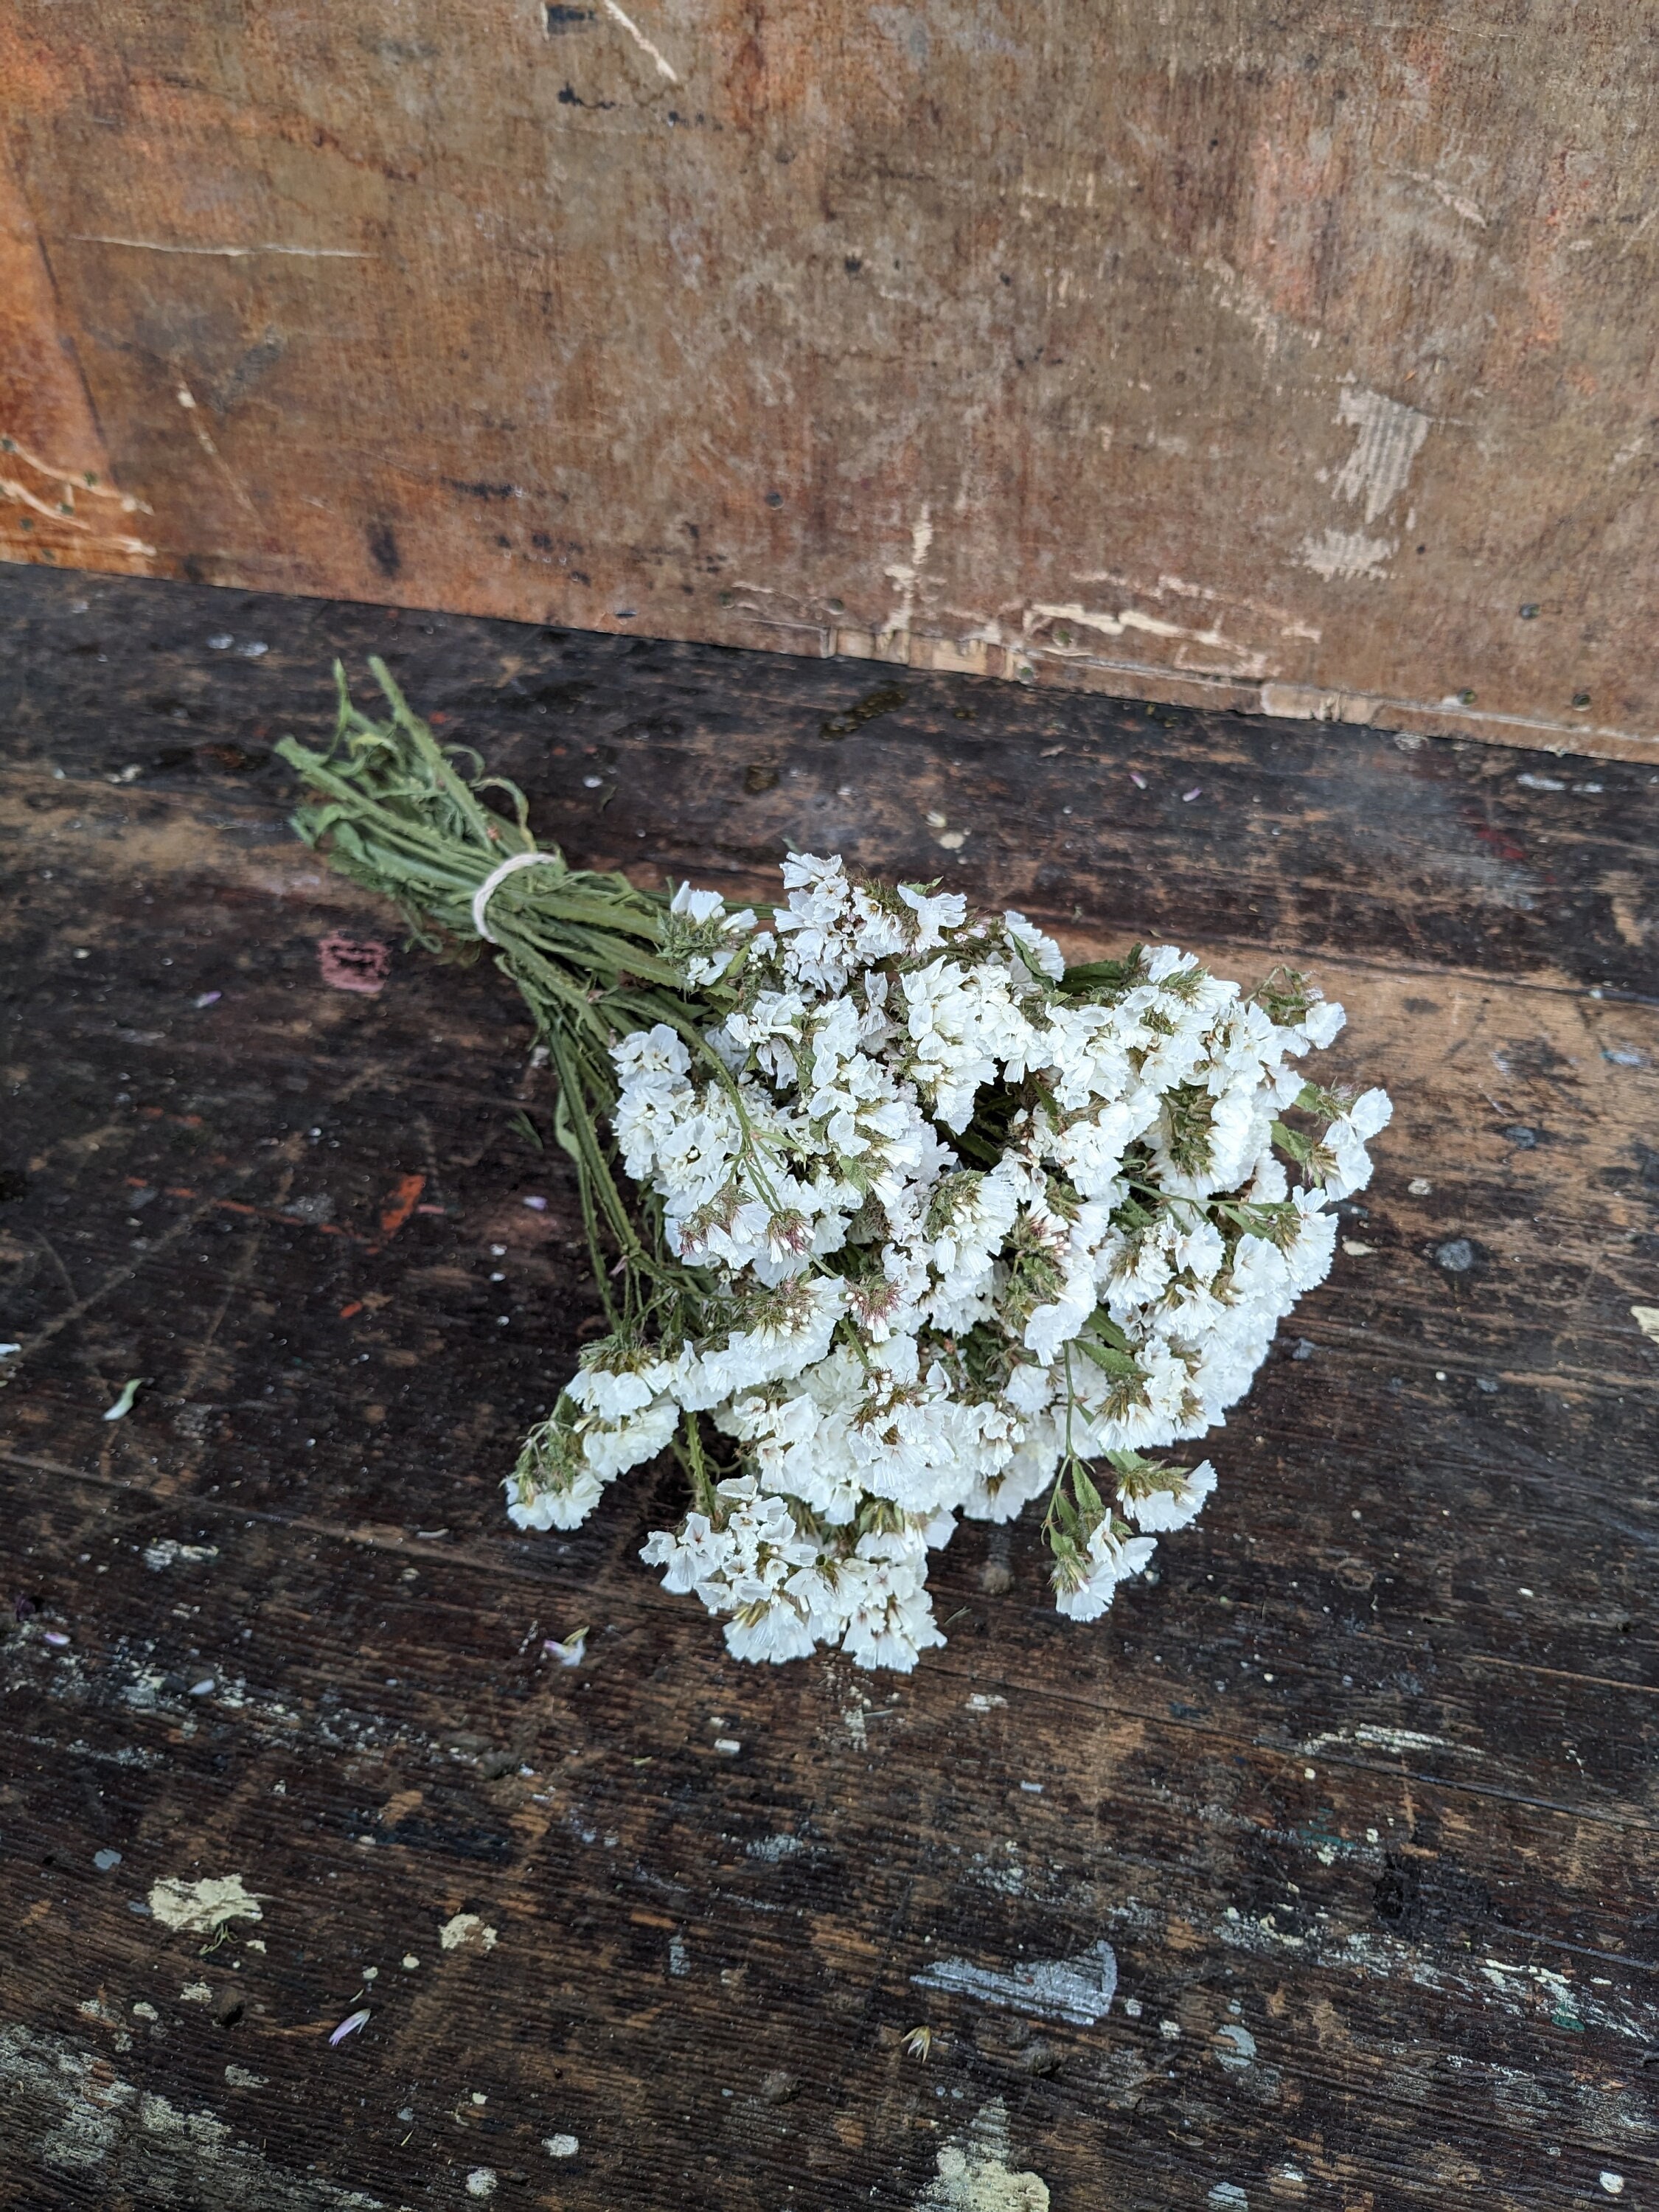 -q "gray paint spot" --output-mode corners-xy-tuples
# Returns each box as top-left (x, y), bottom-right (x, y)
(1214, 2023), (1257, 2072)
(911, 1940), (1116, 2027)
